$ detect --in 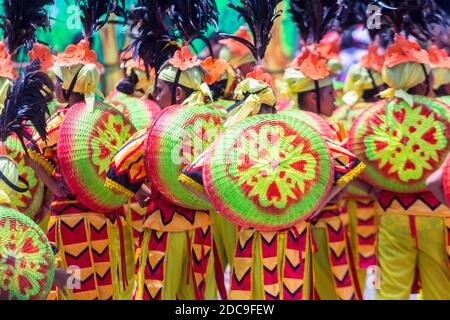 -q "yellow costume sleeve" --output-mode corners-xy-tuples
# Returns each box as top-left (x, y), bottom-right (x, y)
(27, 109), (66, 177)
